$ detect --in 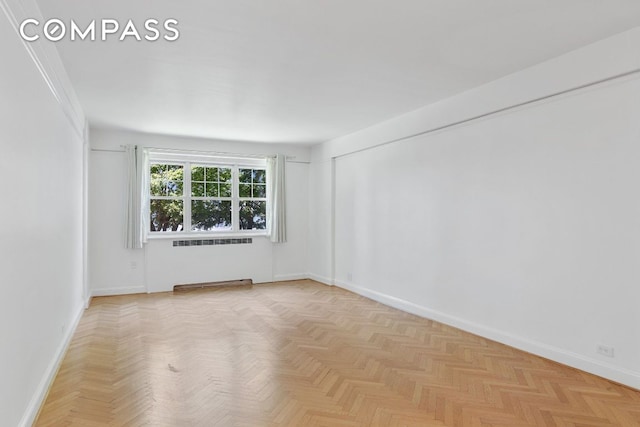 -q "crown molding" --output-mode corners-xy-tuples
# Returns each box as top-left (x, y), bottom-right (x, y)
(0, 0), (85, 139)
